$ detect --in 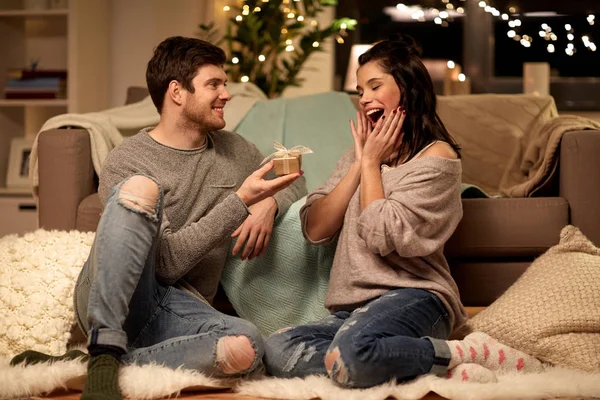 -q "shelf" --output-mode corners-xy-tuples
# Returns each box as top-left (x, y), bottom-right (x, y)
(0, 187), (33, 196)
(0, 99), (68, 107)
(0, 9), (68, 17)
